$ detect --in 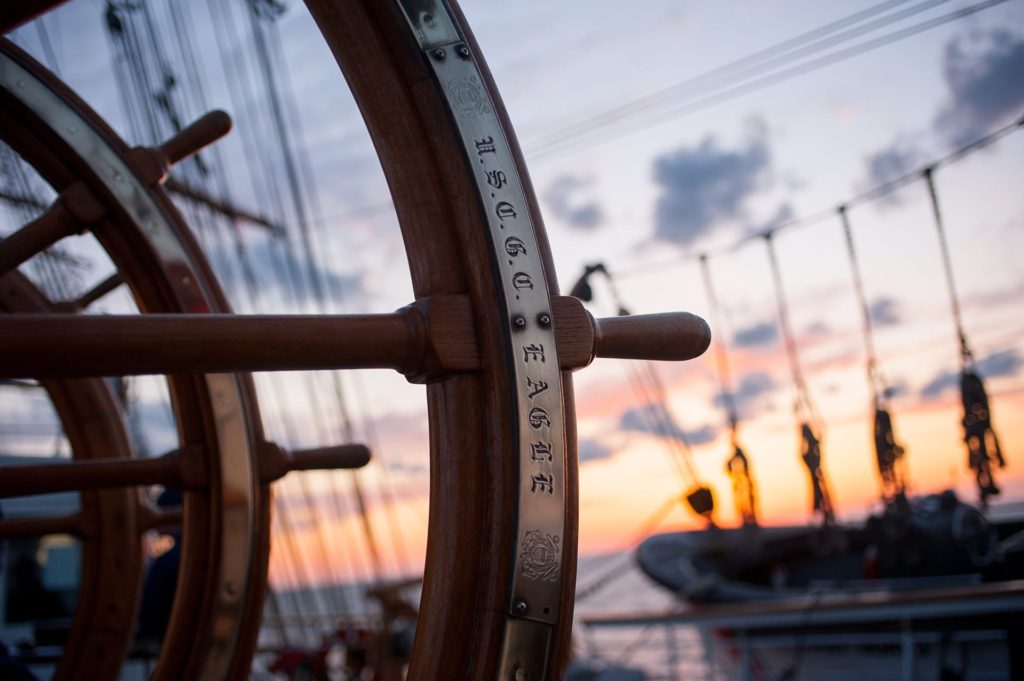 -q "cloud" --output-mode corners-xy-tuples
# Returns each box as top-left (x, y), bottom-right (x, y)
(579, 438), (615, 463)
(863, 137), (927, 188)
(885, 379), (909, 399)
(543, 175), (605, 230)
(869, 297), (901, 327)
(715, 371), (778, 418)
(651, 132), (772, 246)
(934, 30), (1024, 147)
(619, 404), (719, 446)
(744, 203), (794, 239)
(733, 321), (777, 348)
(919, 348), (1023, 399)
